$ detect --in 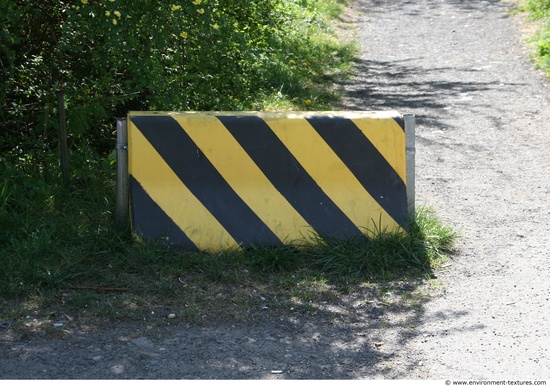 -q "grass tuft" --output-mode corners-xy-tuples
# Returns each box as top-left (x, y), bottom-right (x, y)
(517, 0), (550, 75)
(302, 207), (457, 280)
